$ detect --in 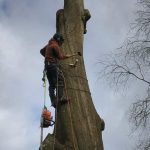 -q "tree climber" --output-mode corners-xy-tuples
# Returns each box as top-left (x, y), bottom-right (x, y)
(40, 33), (76, 108)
